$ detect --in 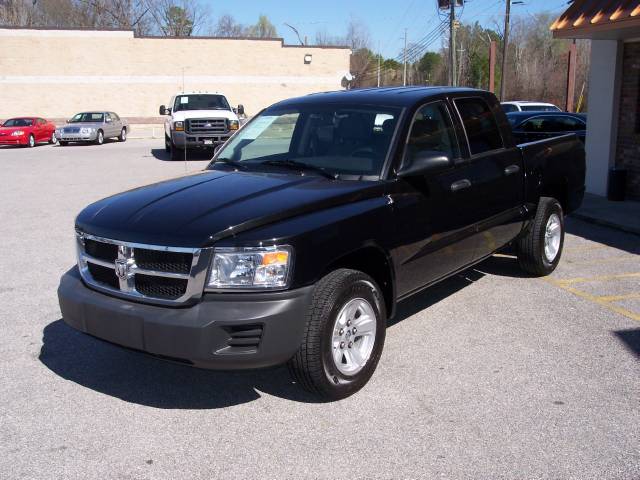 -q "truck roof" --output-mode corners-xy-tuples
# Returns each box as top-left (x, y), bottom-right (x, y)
(271, 86), (486, 109)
